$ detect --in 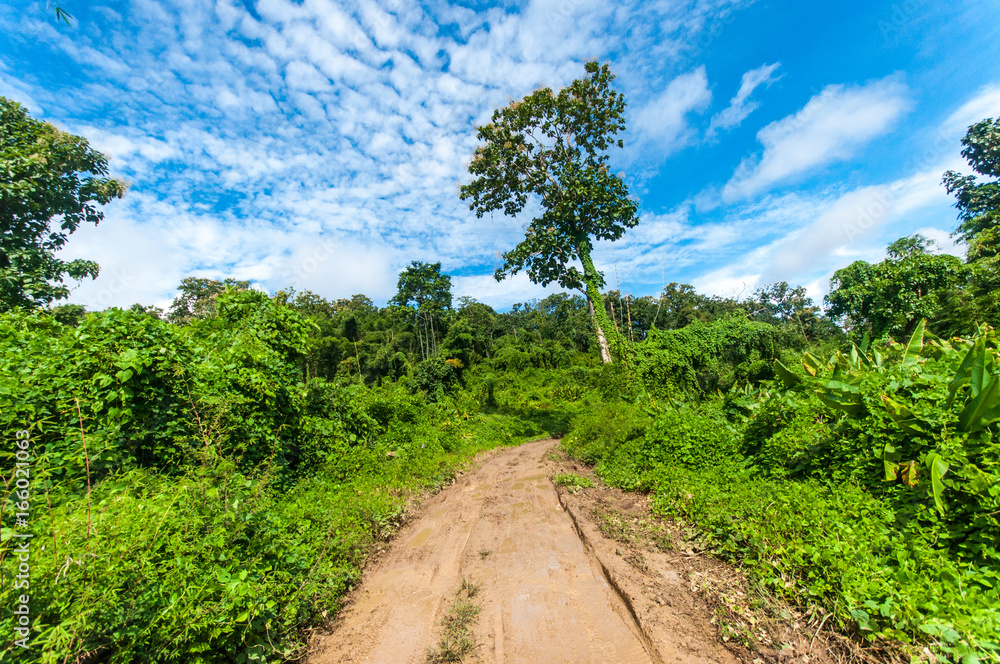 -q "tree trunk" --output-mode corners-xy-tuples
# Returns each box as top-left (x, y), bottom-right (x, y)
(578, 244), (618, 364)
(588, 299), (612, 363)
(416, 316), (427, 360)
